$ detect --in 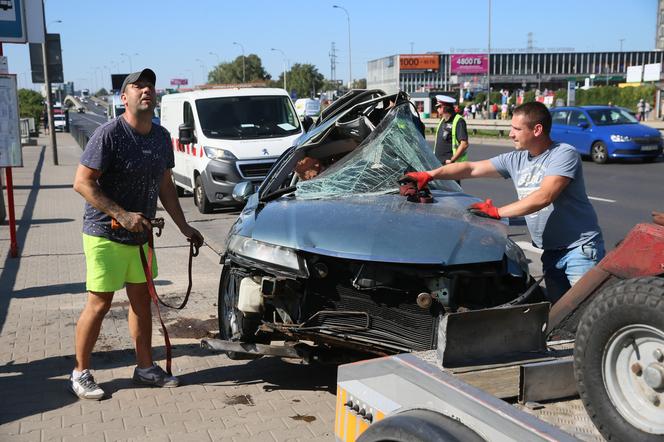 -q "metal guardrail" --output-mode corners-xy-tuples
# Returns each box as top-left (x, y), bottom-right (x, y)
(69, 121), (90, 150)
(422, 118), (664, 137)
